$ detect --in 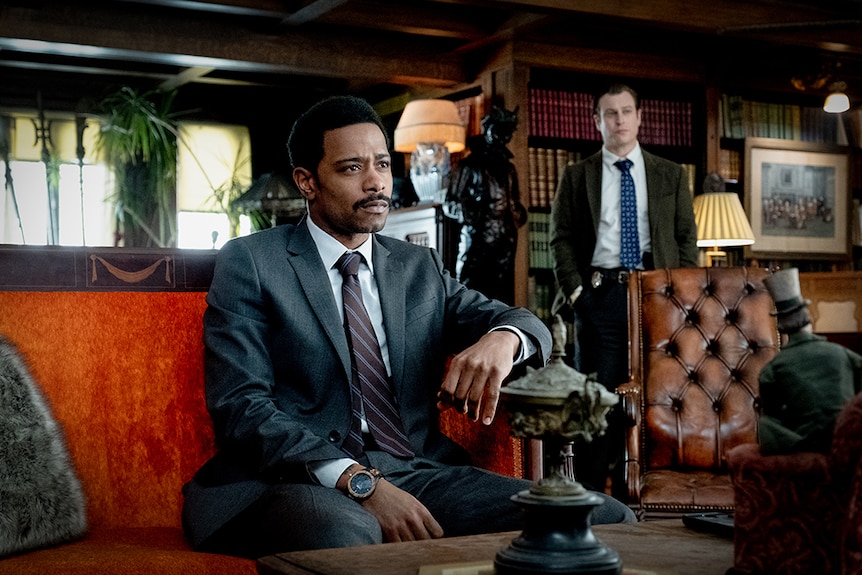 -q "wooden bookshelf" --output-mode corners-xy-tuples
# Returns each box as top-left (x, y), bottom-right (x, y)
(521, 70), (705, 319)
